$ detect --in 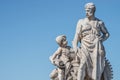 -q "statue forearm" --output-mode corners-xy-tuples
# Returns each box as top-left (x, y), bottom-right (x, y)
(72, 34), (79, 49)
(72, 37), (79, 53)
(72, 40), (77, 49)
(101, 32), (110, 42)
